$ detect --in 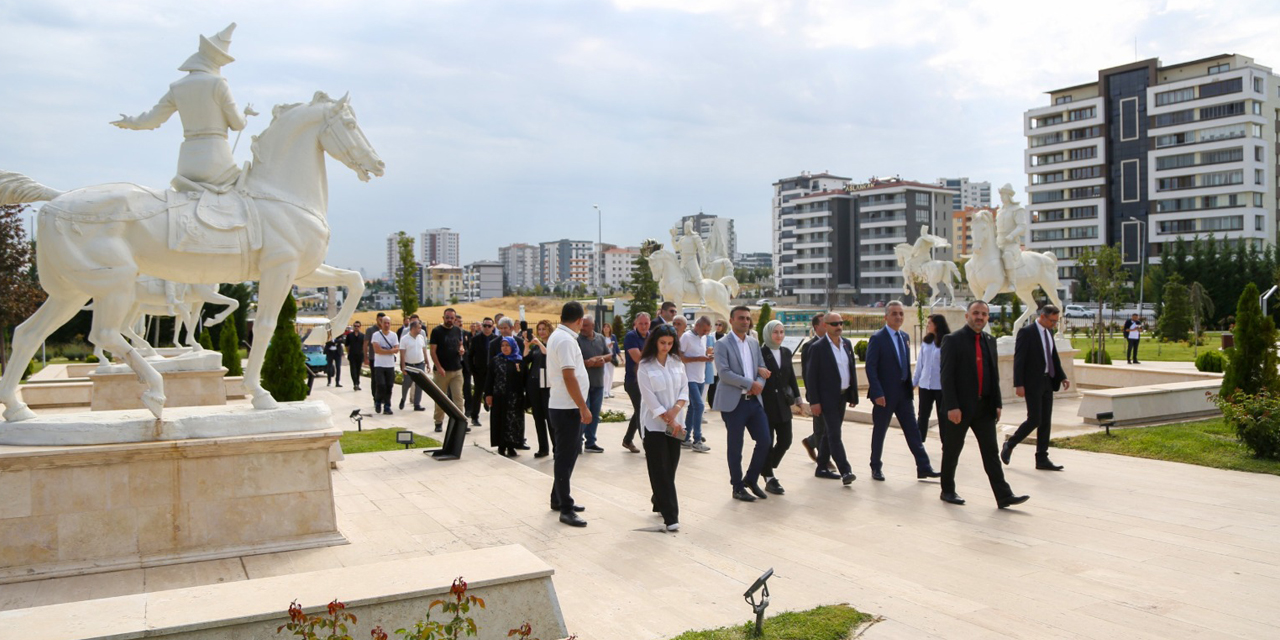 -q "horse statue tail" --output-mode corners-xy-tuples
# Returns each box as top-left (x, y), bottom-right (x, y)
(1042, 250), (1059, 265)
(719, 275), (740, 298)
(0, 171), (64, 205)
(947, 261), (962, 283)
